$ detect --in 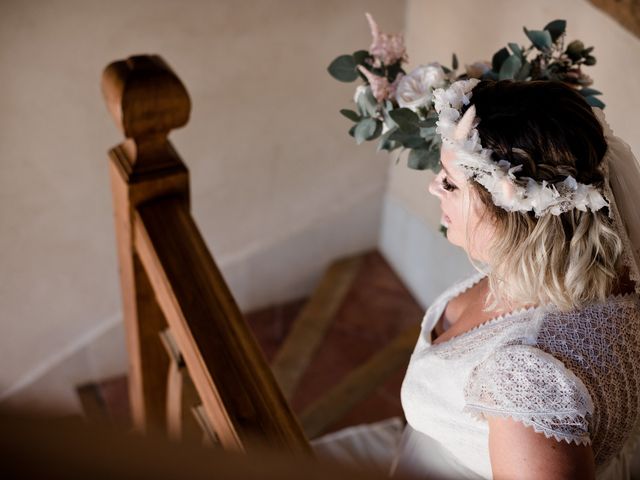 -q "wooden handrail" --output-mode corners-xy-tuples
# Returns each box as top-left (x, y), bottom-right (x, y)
(102, 54), (310, 453)
(134, 196), (310, 451)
